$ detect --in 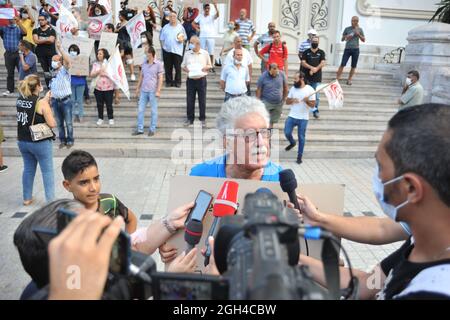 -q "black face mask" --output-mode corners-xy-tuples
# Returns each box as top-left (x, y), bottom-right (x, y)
(294, 81), (302, 88)
(311, 43), (319, 49)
